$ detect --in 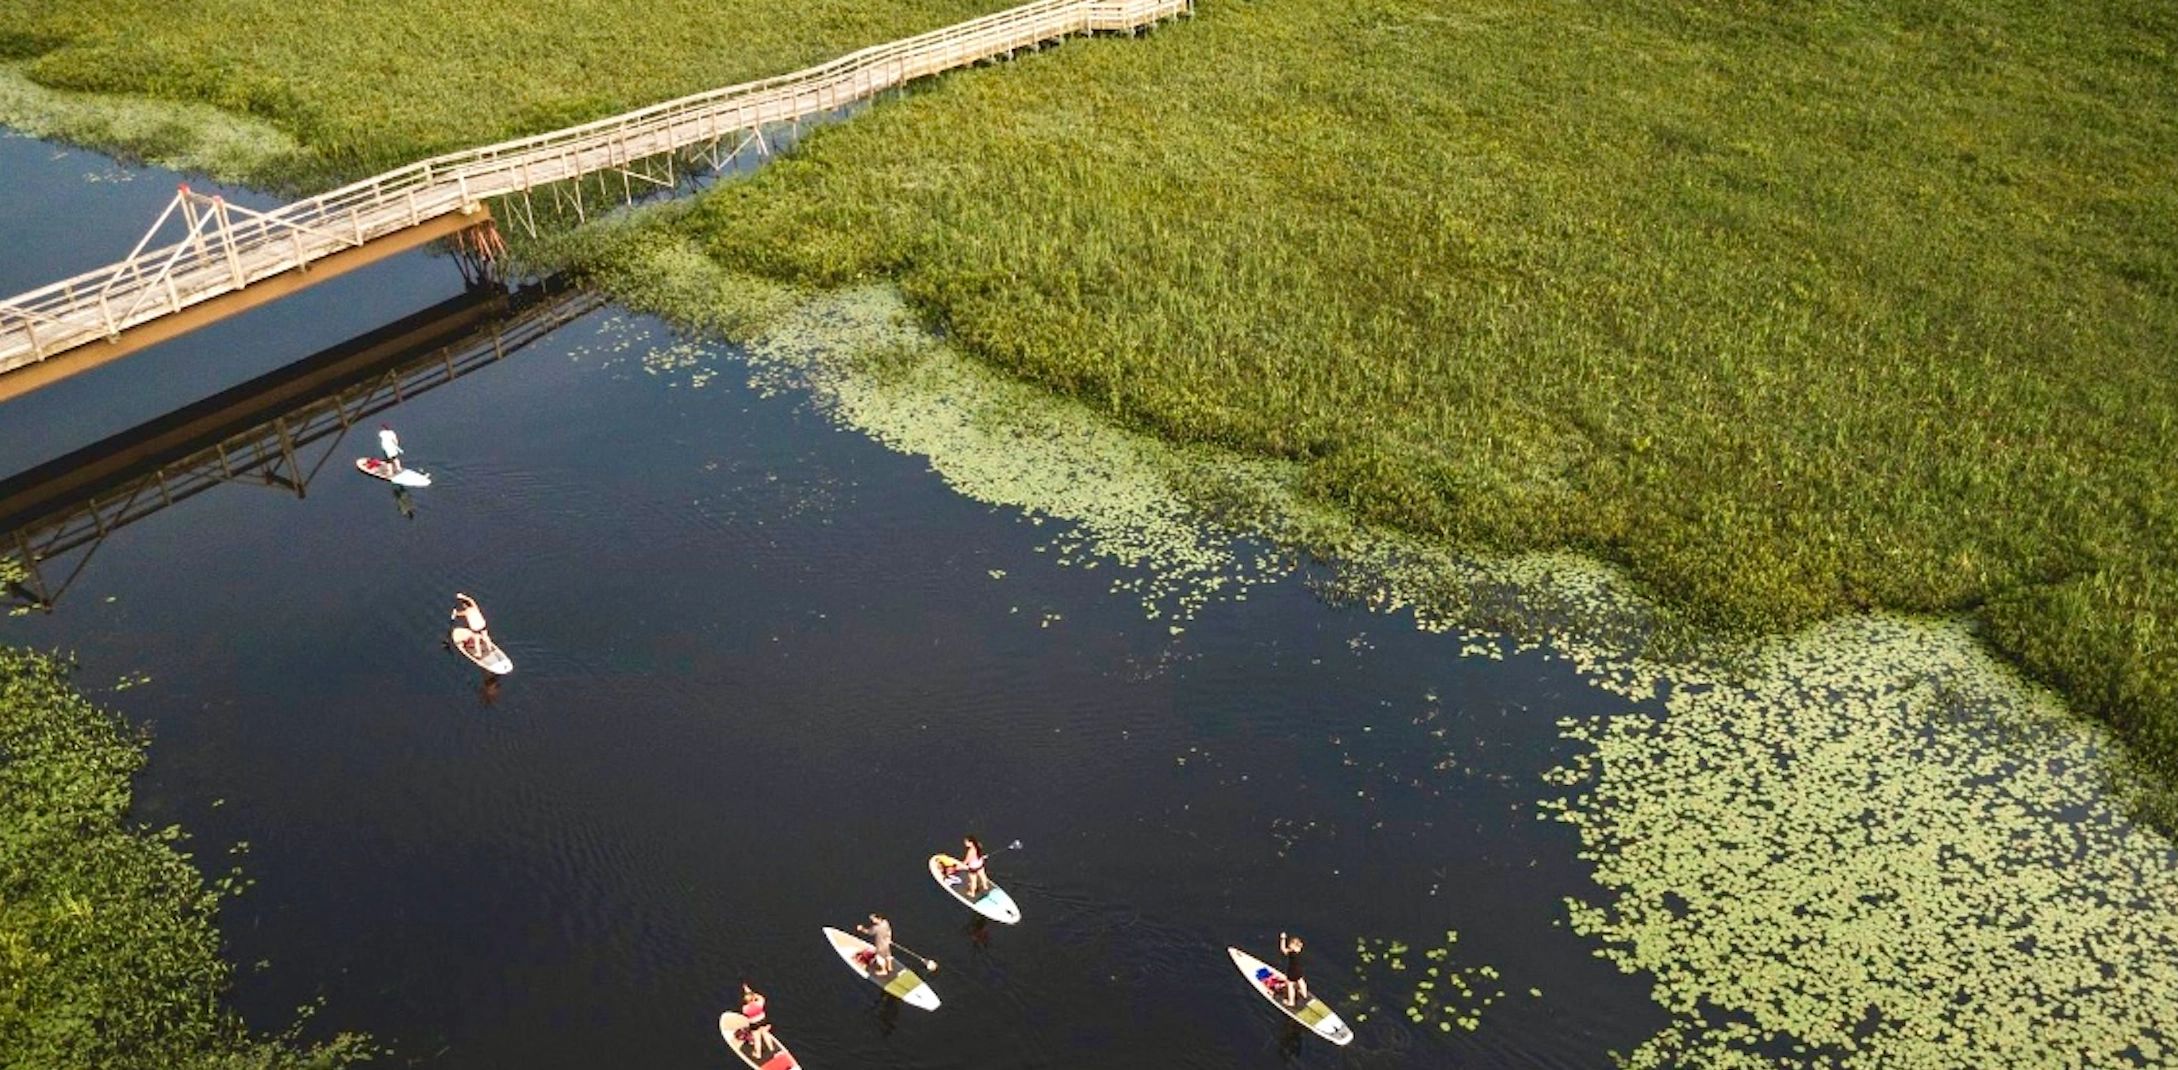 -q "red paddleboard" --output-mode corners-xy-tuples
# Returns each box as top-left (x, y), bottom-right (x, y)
(355, 456), (431, 487)
(719, 1011), (800, 1070)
